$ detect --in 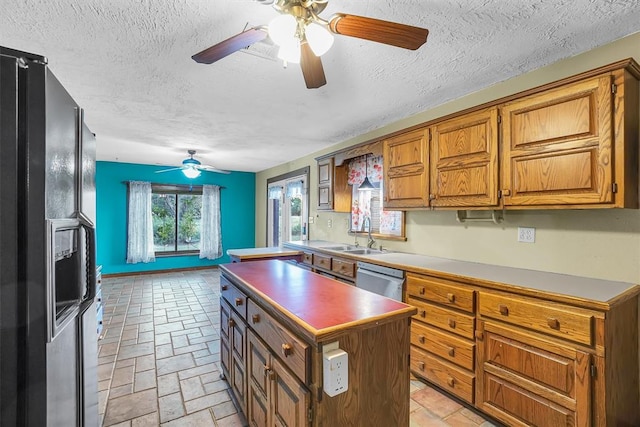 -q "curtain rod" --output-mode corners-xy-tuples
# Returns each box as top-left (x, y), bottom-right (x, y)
(122, 181), (226, 190)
